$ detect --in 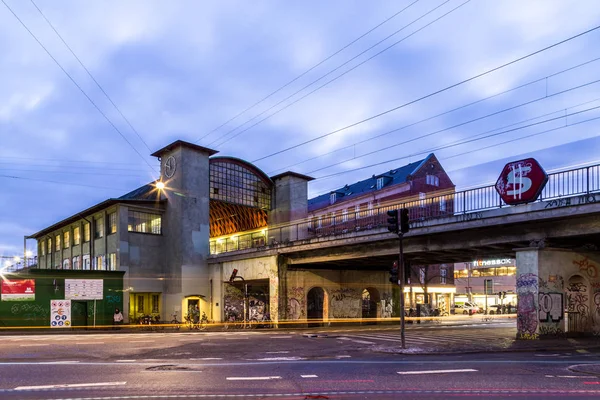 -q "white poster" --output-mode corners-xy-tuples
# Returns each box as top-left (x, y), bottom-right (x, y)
(65, 279), (103, 300)
(50, 300), (71, 328)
